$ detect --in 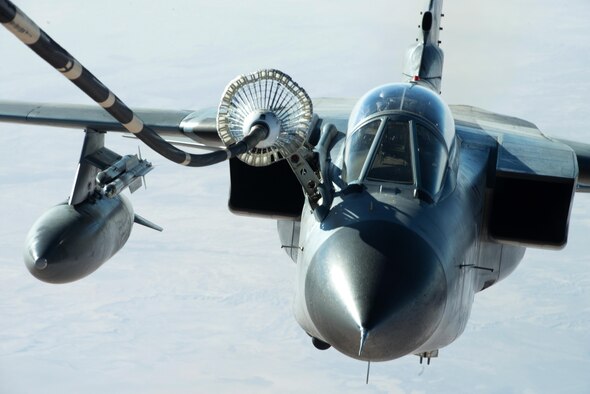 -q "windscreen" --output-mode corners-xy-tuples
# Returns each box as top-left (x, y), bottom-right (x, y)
(345, 115), (450, 200)
(345, 119), (381, 181)
(416, 124), (448, 197)
(366, 120), (413, 184)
